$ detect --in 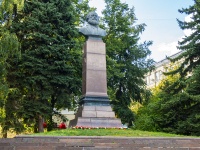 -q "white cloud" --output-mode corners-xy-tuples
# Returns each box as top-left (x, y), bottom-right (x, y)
(149, 41), (181, 61)
(183, 14), (193, 36)
(156, 41), (179, 54)
(185, 14), (193, 22)
(152, 14), (194, 61)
